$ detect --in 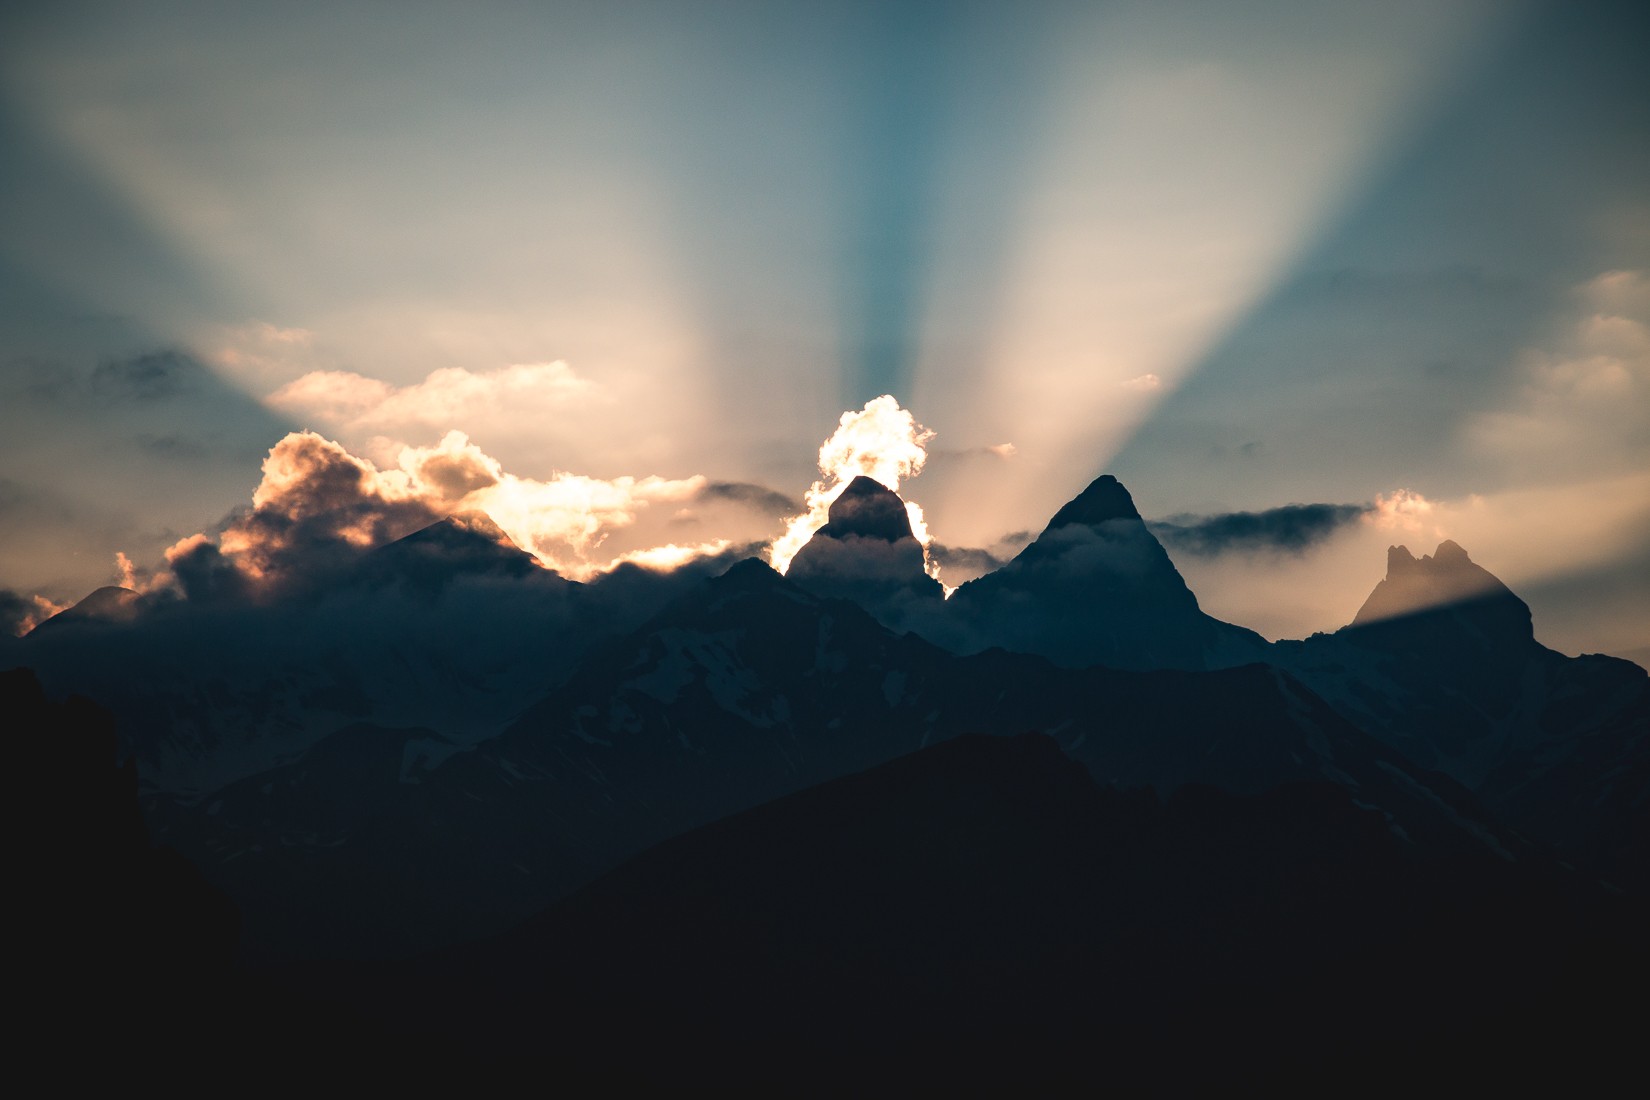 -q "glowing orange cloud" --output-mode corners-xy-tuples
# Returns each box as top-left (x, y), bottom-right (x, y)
(767, 396), (942, 578)
(159, 429), (720, 591)
(1366, 488), (1438, 534)
(115, 551), (138, 590)
(10, 594), (69, 635)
